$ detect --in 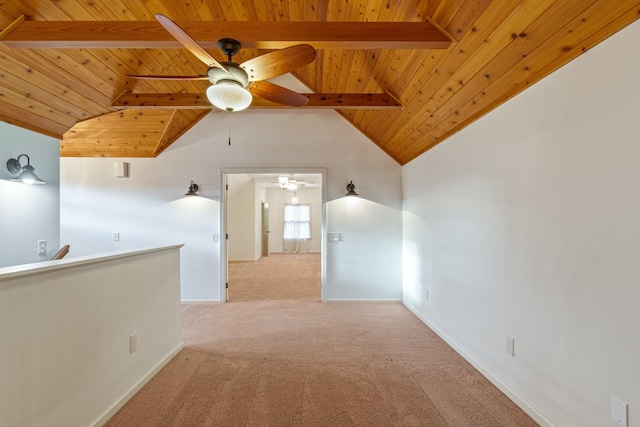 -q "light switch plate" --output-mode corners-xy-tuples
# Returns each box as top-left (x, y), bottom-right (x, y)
(328, 232), (342, 242)
(38, 240), (46, 256)
(506, 337), (515, 357)
(130, 334), (137, 353)
(612, 396), (628, 427)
